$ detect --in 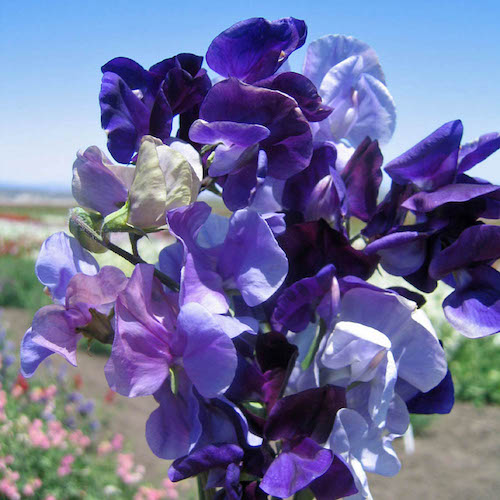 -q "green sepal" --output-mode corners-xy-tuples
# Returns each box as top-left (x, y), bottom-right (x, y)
(76, 307), (115, 344)
(242, 401), (267, 419)
(101, 200), (139, 234)
(170, 367), (179, 396)
(69, 207), (107, 253)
